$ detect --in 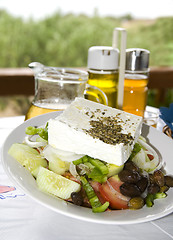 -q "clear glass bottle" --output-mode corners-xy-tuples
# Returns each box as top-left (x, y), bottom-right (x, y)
(123, 48), (150, 117)
(87, 46), (119, 108)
